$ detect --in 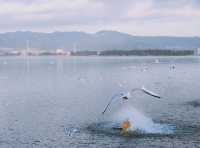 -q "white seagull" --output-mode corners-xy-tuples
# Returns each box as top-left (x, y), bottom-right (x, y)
(102, 86), (161, 114)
